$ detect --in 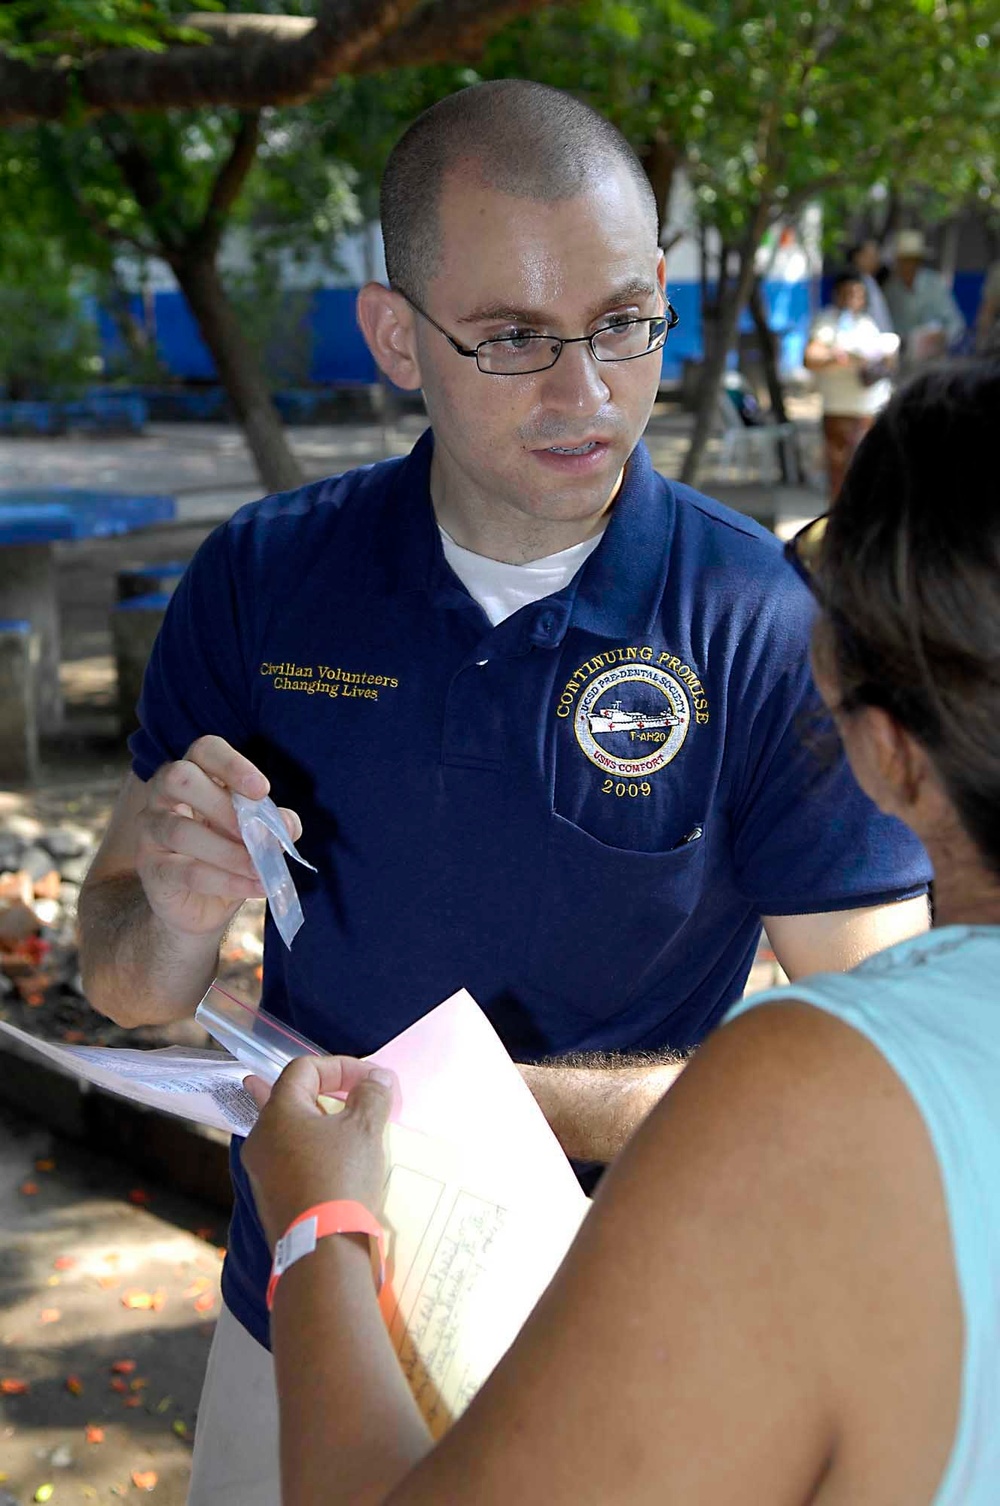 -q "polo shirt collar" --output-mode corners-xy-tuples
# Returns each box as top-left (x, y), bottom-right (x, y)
(570, 439), (674, 640)
(372, 428), (674, 640)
